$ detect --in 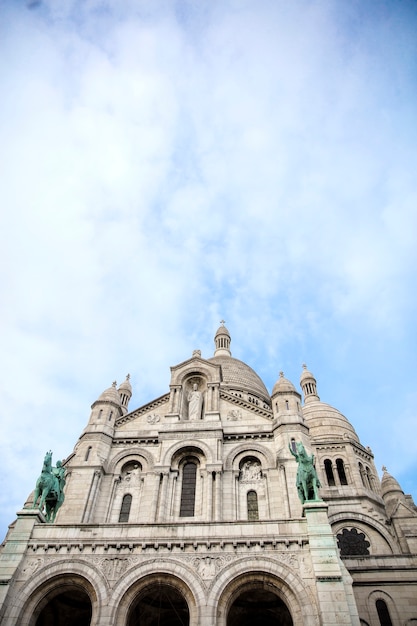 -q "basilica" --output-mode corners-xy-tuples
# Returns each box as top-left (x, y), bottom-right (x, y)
(0, 324), (416, 625)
